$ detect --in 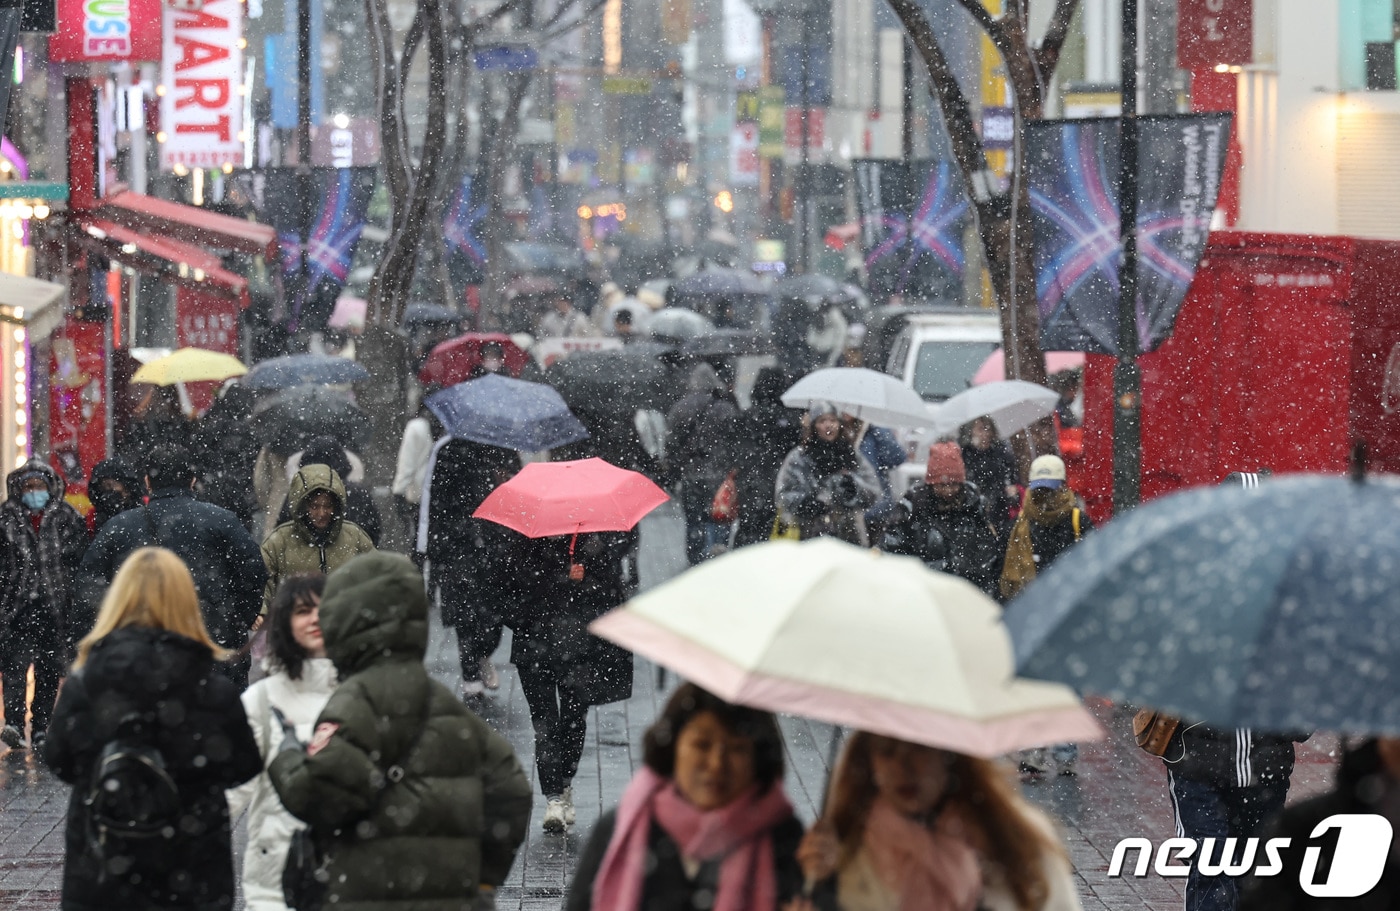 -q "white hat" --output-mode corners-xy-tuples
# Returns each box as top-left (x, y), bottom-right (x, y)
(1028, 454), (1067, 489)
